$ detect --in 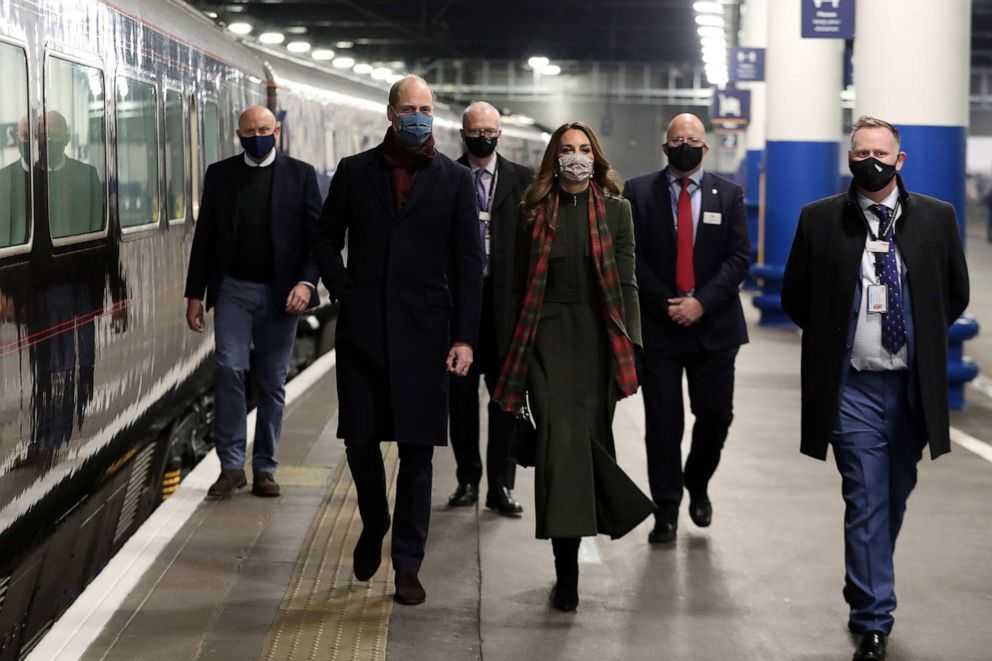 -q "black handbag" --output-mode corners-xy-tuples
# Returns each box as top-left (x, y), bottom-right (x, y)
(507, 400), (537, 468)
